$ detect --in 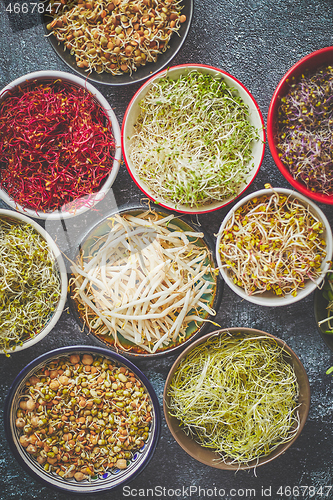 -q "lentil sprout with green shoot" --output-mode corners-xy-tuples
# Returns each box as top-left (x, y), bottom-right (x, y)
(167, 332), (300, 465)
(129, 70), (260, 208)
(15, 353), (152, 481)
(0, 218), (61, 354)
